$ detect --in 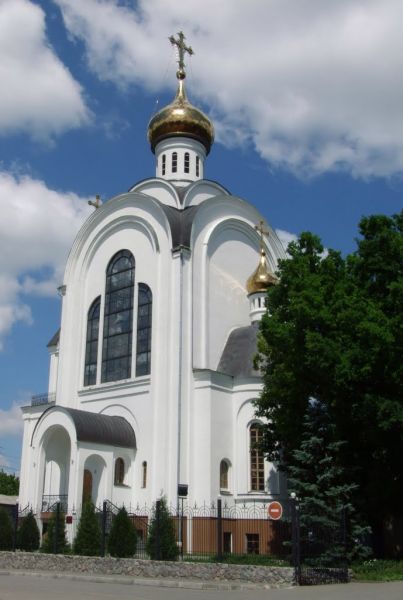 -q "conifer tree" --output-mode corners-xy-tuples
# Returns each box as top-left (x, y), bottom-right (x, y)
(17, 510), (40, 551)
(41, 507), (69, 554)
(0, 507), (14, 550)
(107, 506), (137, 558)
(288, 400), (371, 565)
(73, 502), (102, 556)
(146, 497), (179, 561)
